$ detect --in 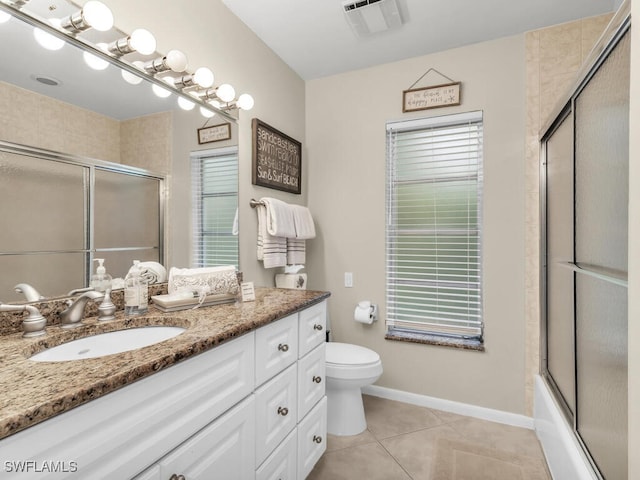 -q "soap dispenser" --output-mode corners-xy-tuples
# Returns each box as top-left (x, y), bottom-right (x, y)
(124, 260), (148, 316)
(90, 258), (113, 293)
